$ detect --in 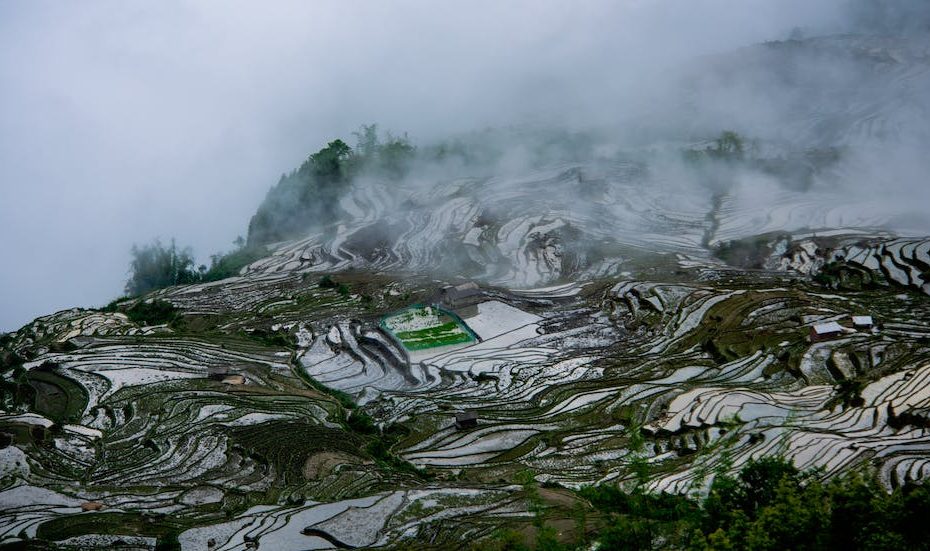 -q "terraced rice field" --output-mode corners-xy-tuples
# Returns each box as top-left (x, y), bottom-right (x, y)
(3, 250), (930, 549)
(3, 152), (930, 548)
(5, 30), (930, 549)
